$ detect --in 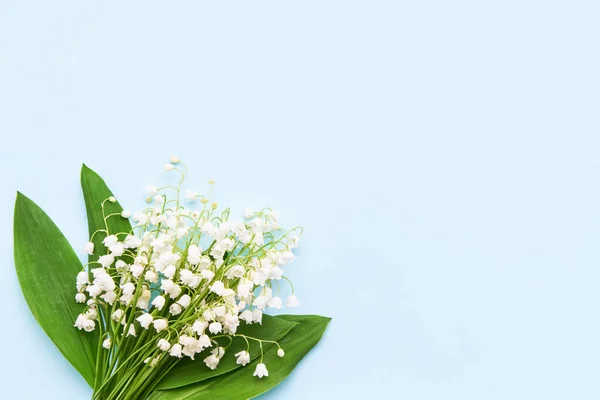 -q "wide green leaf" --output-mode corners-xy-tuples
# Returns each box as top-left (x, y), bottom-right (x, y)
(157, 315), (298, 390)
(150, 314), (331, 400)
(81, 164), (133, 264)
(13, 192), (98, 386)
